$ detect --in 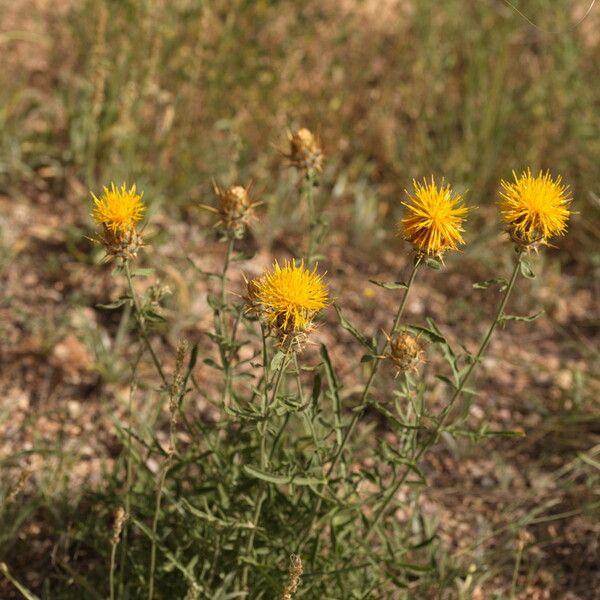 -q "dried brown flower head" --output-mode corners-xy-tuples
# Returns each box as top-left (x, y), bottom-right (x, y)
(111, 506), (127, 546)
(388, 332), (424, 376)
(285, 128), (323, 177)
(281, 554), (303, 600)
(243, 276), (262, 313)
(200, 182), (259, 240)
